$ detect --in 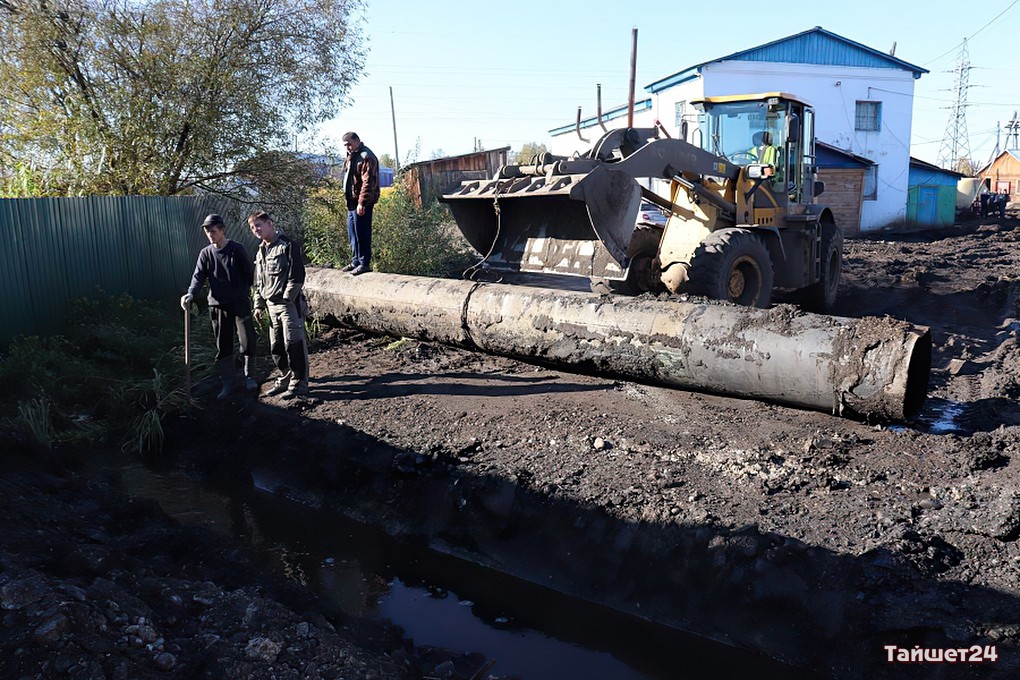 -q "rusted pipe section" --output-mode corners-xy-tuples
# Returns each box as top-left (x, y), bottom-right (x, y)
(304, 268), (930, 420)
